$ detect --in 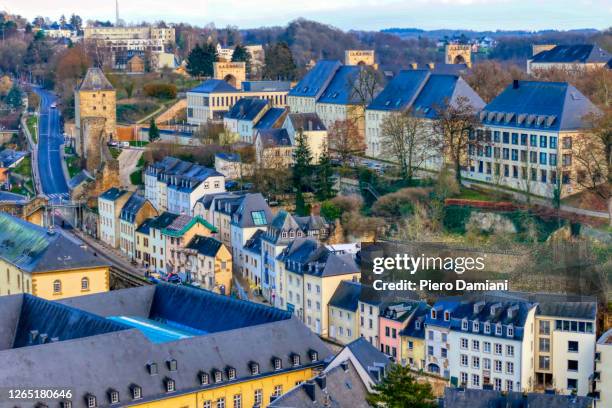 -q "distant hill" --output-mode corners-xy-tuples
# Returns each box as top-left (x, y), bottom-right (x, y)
(381, 28), (601, 40)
